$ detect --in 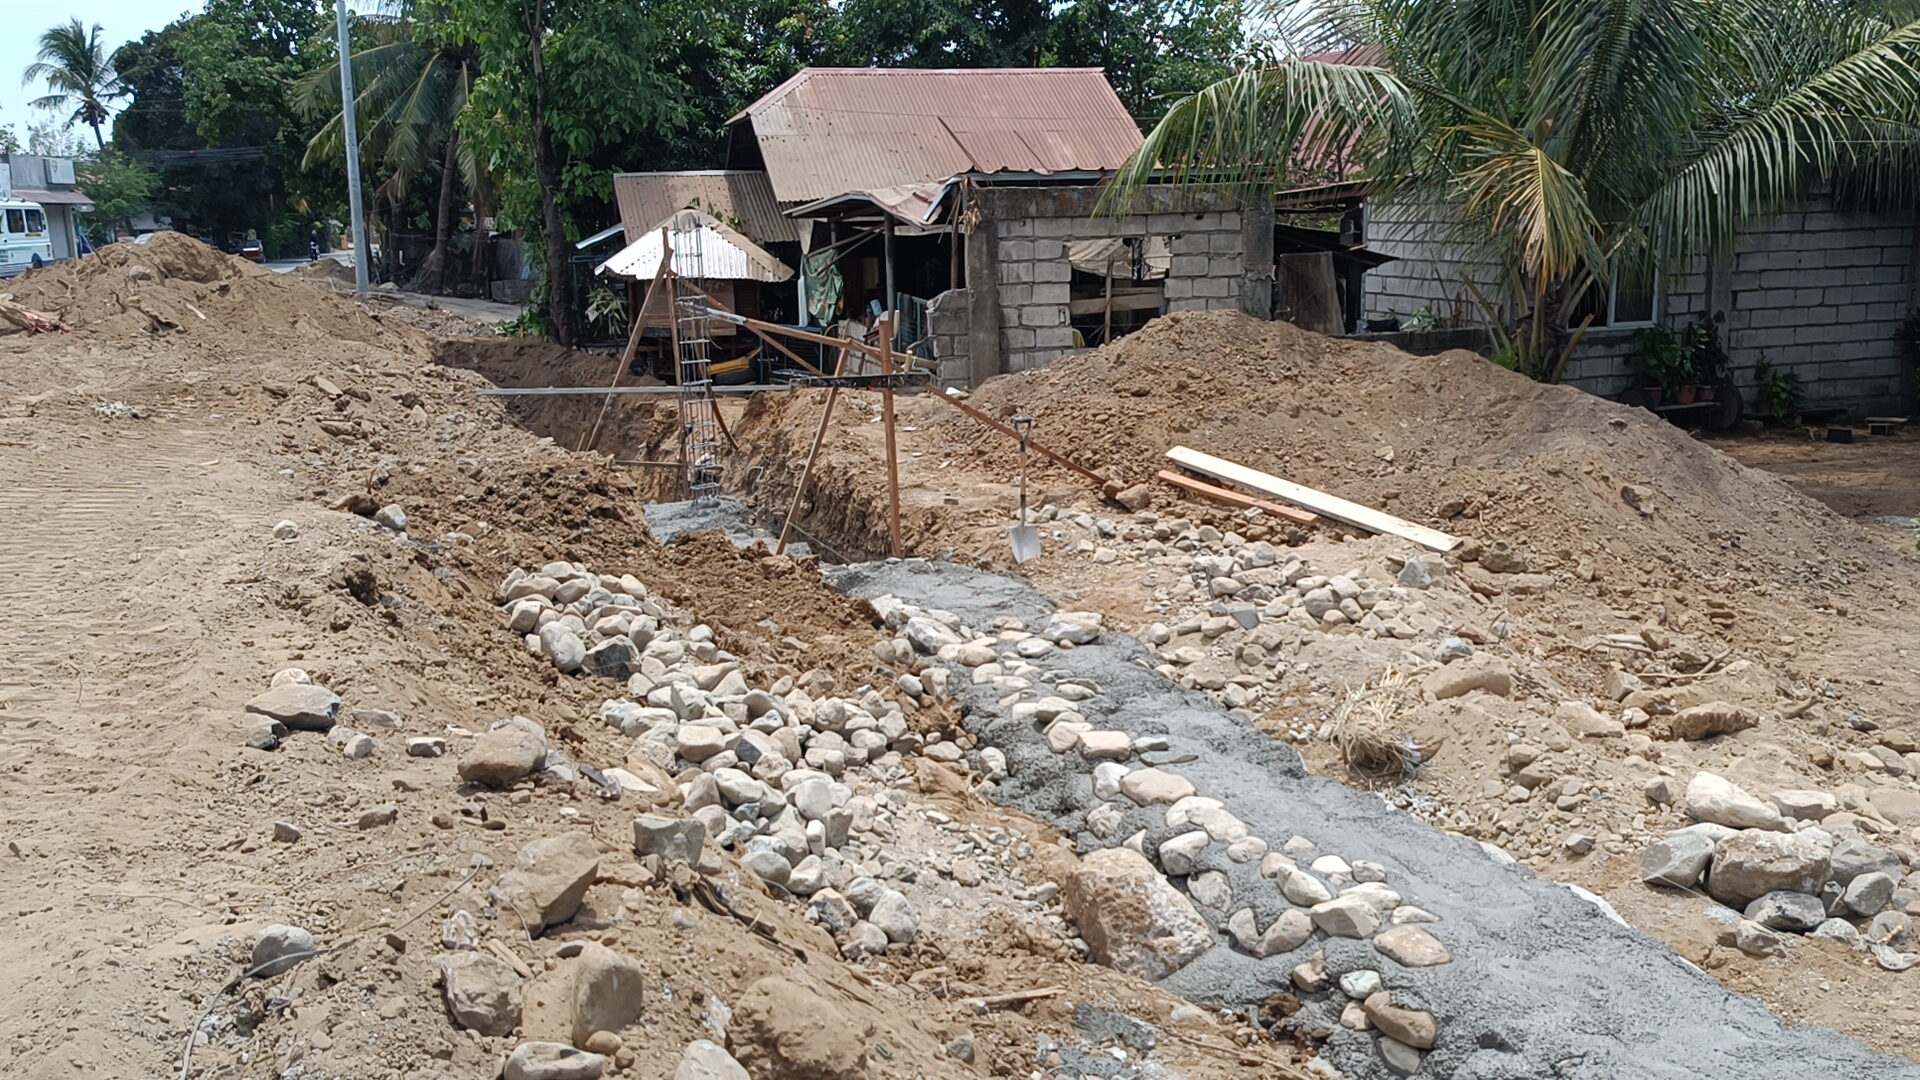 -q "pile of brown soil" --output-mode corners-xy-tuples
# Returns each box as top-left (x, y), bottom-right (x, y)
(433, 336), (671, 460)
